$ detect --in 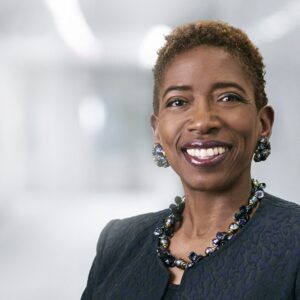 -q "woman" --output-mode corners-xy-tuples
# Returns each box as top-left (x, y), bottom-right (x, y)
(81, 21), (300, 299)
